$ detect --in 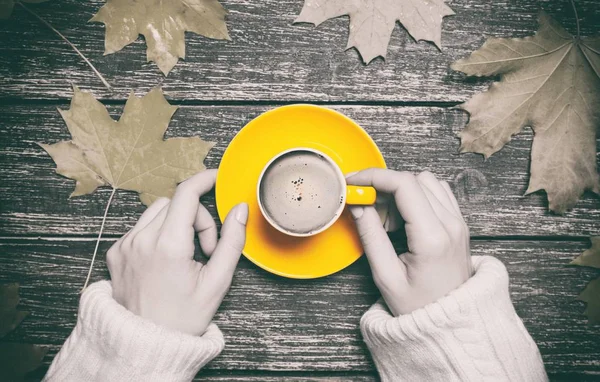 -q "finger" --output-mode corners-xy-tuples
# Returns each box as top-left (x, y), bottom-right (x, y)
(440, 181), (471, 275)
(419, 184), (454, 224)
(419, 183), (471, 277)
(204, 203), (248, 287)
(150, 200), (218, 257)
(347, 169), (443, 234)
(118, 198), (170, 248)
(416, 172), (457, 218)
(377, 195), (402, 232)
(440, 181), (462, 217)
(194, 204), (218, 256)
(132, 197), (171, 234)
(161, 169), (217, 245)
(350, 205), (407, 315)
